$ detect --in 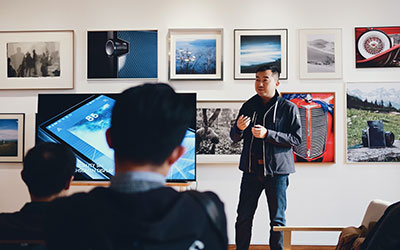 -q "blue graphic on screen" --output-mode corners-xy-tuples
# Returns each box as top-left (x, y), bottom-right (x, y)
(42, 95), (195, 181)
(118, 31), (157, 78)
(45, 95), (115, 177)
(167, 129), (195, 180)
